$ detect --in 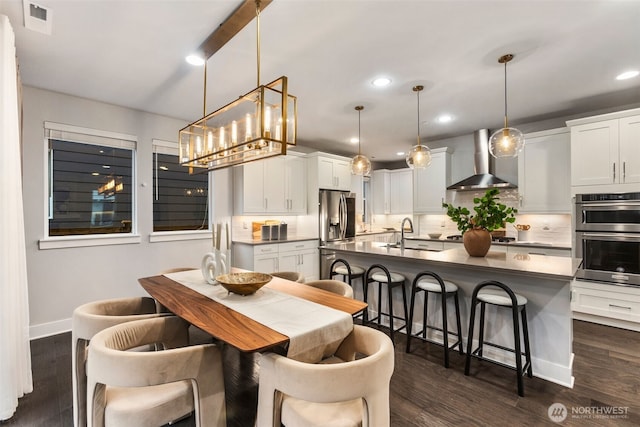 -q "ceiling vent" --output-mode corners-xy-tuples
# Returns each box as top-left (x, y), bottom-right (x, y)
(23, 1), (52, 35)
